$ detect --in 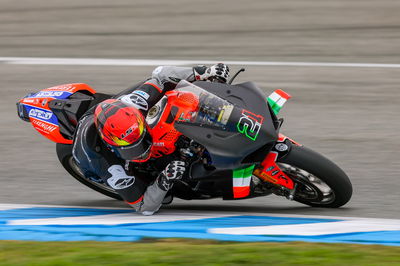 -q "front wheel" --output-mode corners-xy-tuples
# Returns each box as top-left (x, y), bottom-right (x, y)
(277, 145), (352, 208)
